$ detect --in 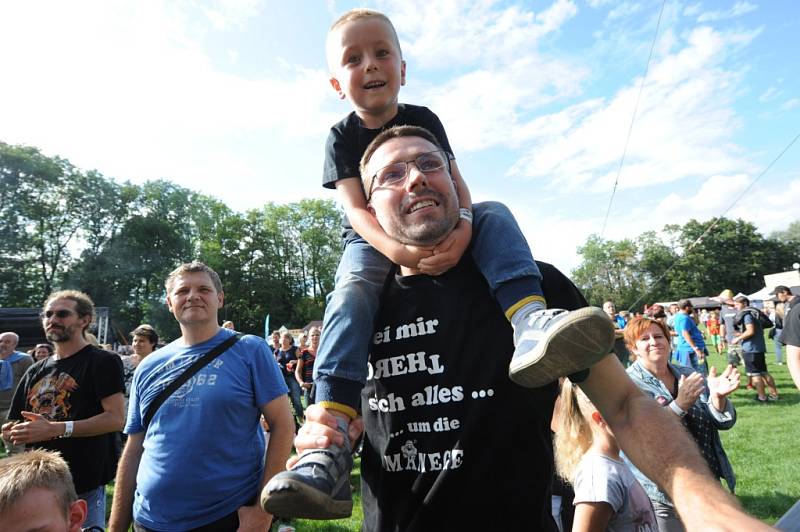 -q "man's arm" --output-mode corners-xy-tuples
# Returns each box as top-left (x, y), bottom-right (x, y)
(9, 392), (125, 443)
(731, 322), (754, 344)
(237, 395), (294, 531)
(108, 431), (145, 532)
(578, 355), (769, 531)
(787, 344), (800, 390)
